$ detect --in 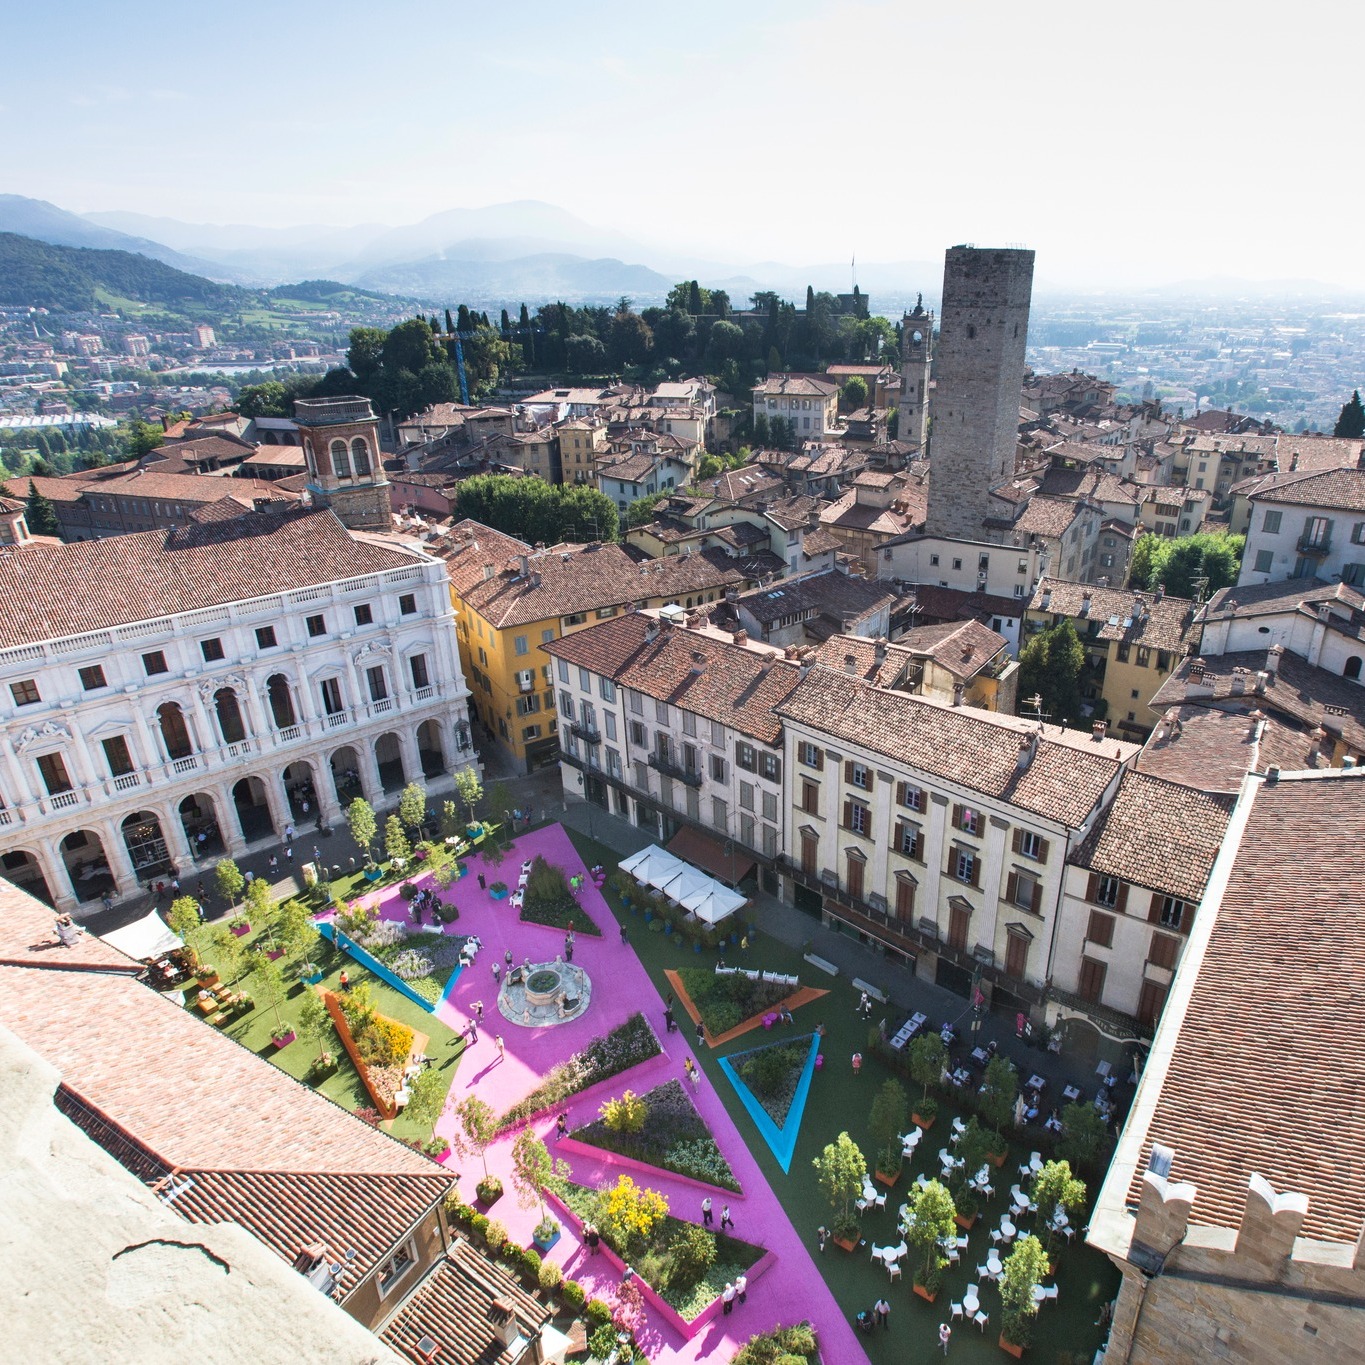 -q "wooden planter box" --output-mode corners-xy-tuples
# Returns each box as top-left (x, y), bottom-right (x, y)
(833, 1234), (859, 1253)
(987, 1148), (1009, 1168)
(197, 971), (221, 988)
(998, 1333), (1025, 1358)
(912, 1111), (936, 1130)
(874, 1168), (901, 1188)
(954, 1211), (978, 1230)
(913, 1282), (938, 1302)
(476, 1183), (504, 1207)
